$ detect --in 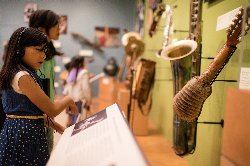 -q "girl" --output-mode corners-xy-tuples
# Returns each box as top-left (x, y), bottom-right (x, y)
(29, 9), (62, 153)
(63, 56), (92, 127)
(0, 27), (77, 165)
